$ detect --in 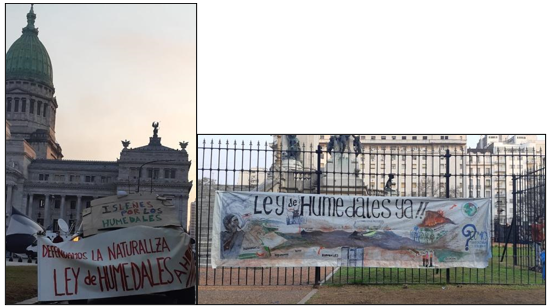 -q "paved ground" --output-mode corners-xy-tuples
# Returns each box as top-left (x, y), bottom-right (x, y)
(198, 284), (545, 305)
(308, 284), (546, 305)
(198, 285), (313, 304)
